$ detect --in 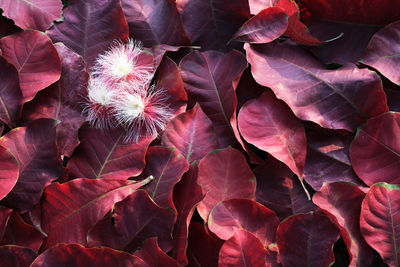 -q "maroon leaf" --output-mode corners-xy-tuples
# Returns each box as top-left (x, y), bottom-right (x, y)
(350, 112), (400, 186)
(0, 30), (61, 103)
(255, 158), (317, 220)
(87, 190), (176, 253)
(0, 206), (12, 240)
(137, 146), (189, 208)
(0, 145), (18, 201)
(0, 56), (22, 128)
(245, 41), (388, 132)
(68, 127), (153, 180)
(172, 165), (205, 266)
(31, 244), (149, 267)
(208, 199), (279, 247)
(304, 131), (365, 191)
(0, 119), (61, 212)
(22, 43), (89, 157)
(0, 0), (62, 31)
(233, 7), (288, 44)
(361, 21), (400, 85)
(40, 177), (152, 250)
(276, 212), (340, 267)
(360, 183), (400, 267)
(197, 147), (256, 221)
(239, 90), (306, 177)
(176, 0), (250, 51)
(121, 0), (190, 47)
(313, 182), (375, 267)
(0, 211), (45, 252)
(0, 245), (37, 267)
(46, 0), (129, 68)
(219, 229), (269, 267)
(249, 0), (276, 15)
(162, 105), (218, 164)
(187, 222), (224, 267)
(134, 237), (179, 267)
(275, 0), (323, 45)
(0, 13), (21, 38)
(155, 56), (187, 118)
(179, 50), (247, 148)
